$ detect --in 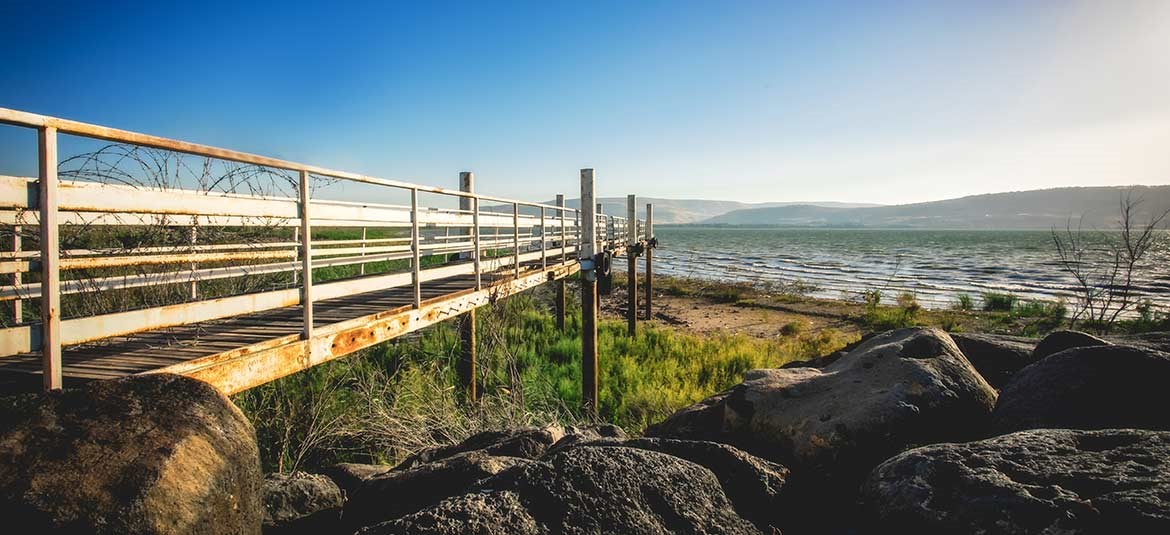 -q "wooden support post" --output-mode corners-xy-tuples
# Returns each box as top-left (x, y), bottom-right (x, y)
(458, 172), (477, 401)
(645, 203), (654, 320)
(555, 194), (566, 331)
(298, 170), (314, 341)
(38, 126), (61, 391)
(580, 168), (598, 417)
(11, 225), (21, 323)
(411, 188), (421, 308)
(626, 194), (637, 337)
(459, 310), (477, 403)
